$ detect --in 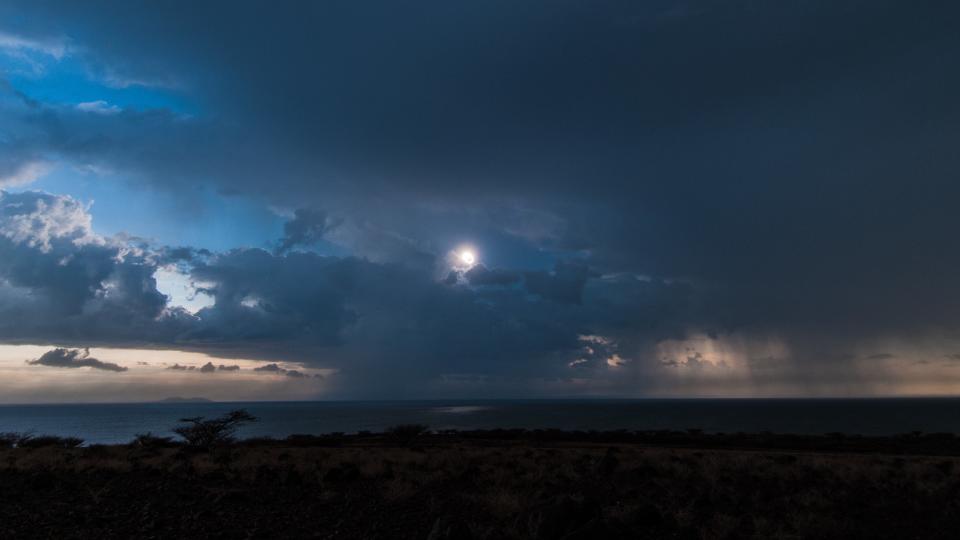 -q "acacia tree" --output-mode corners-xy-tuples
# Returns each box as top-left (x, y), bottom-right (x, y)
(172, 409), (257, 447)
